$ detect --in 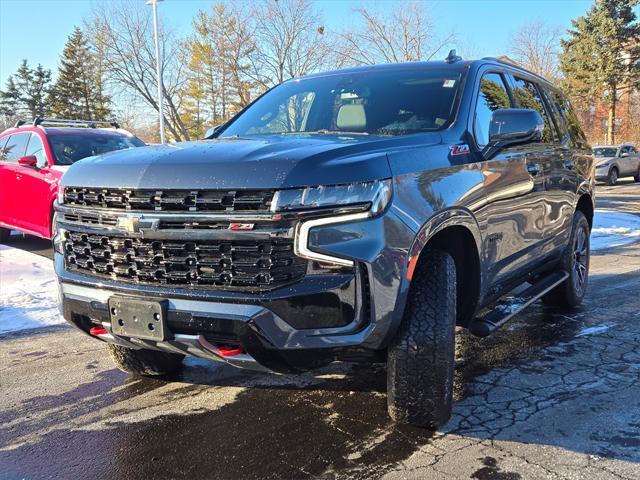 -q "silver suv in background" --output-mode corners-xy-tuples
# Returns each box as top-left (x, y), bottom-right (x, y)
(593, 144), (640, 185)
